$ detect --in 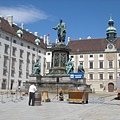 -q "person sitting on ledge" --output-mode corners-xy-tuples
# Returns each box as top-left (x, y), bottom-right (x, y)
(59, 91), (64, 101)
